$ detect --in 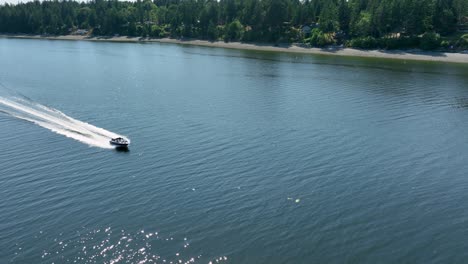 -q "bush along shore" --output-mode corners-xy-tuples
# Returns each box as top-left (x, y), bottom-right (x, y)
(0, 0), (467, 51)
